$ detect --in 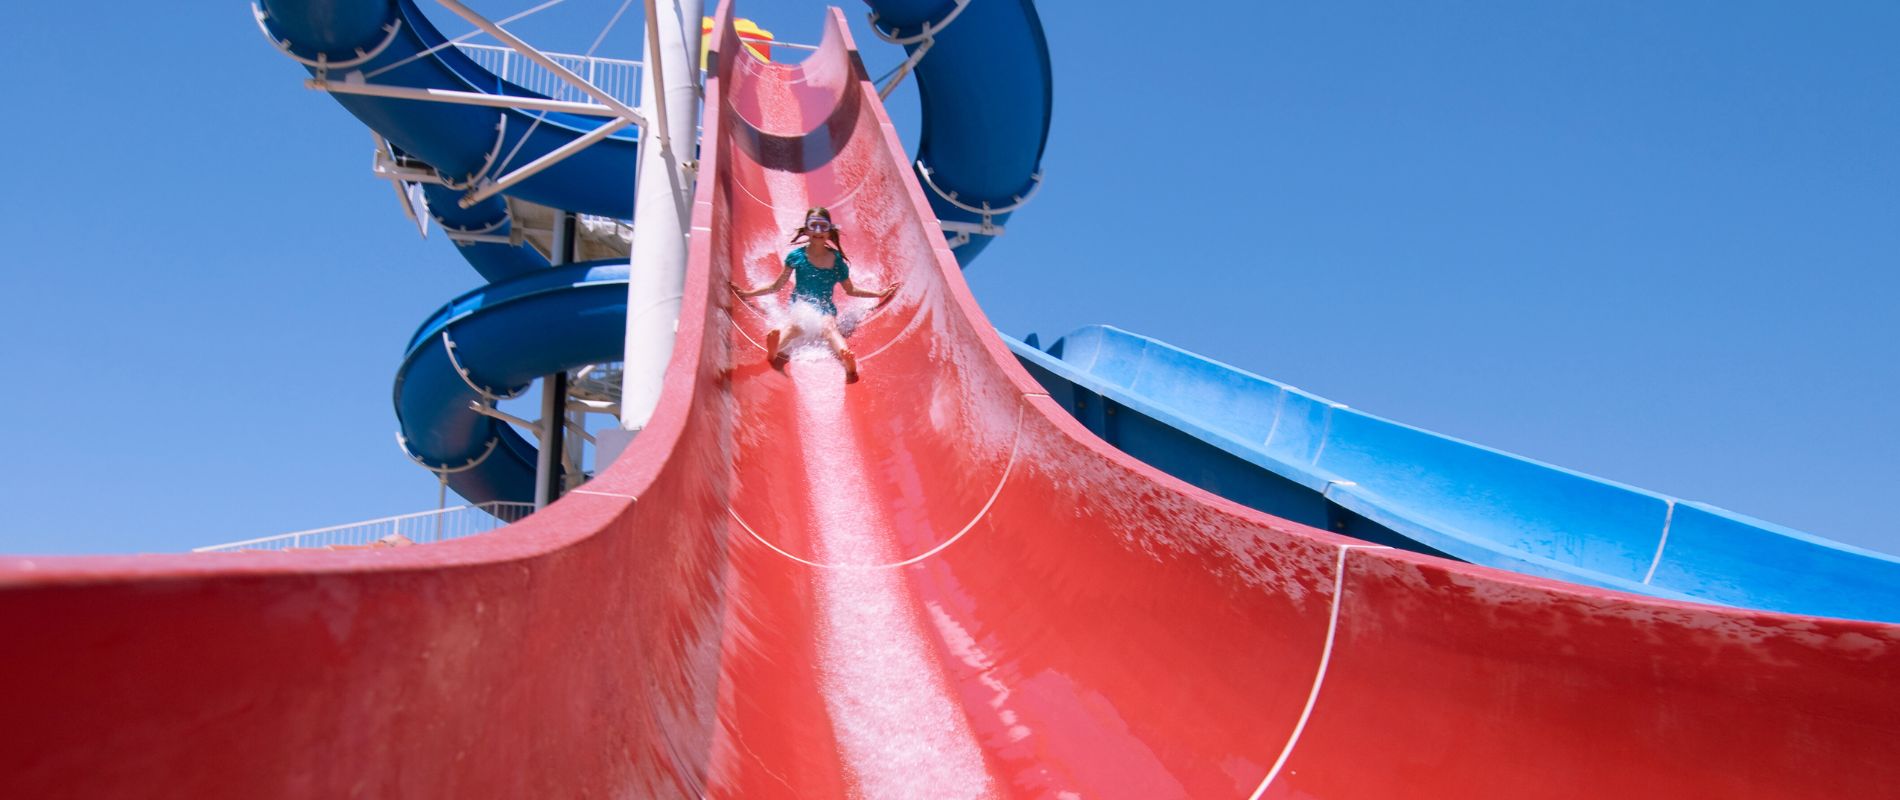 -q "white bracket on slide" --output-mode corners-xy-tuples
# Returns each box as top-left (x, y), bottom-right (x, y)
(369, 119), (533, 243)
(868, 0), (970, 100)
(440, 118), (510, 193)
(364, 115), (510, 195)
(938, 220), (999, 250)
(253, 4), (404, 77)
(870, 0), (972, 46)
(396, 431), (500, 475)
(442, 330), (525, 404)
(918, 161), (1043, 248)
